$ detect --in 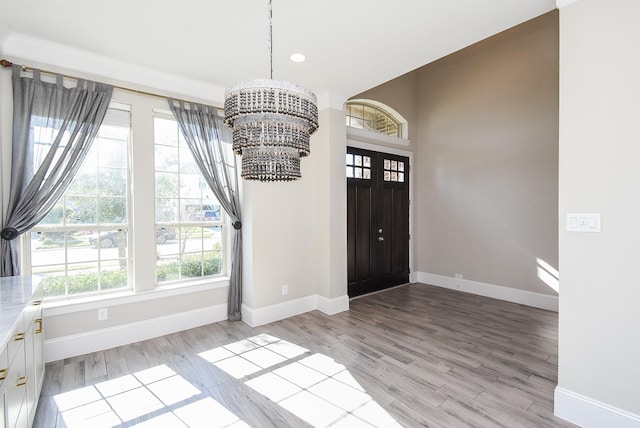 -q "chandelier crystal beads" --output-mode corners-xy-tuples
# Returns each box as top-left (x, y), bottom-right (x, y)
(223, 1), (319, 182)
(224, 79), (318, 182)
